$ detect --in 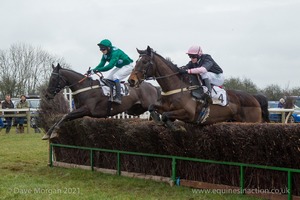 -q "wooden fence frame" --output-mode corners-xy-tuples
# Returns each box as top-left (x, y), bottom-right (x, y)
(0, 108), (39, 133)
